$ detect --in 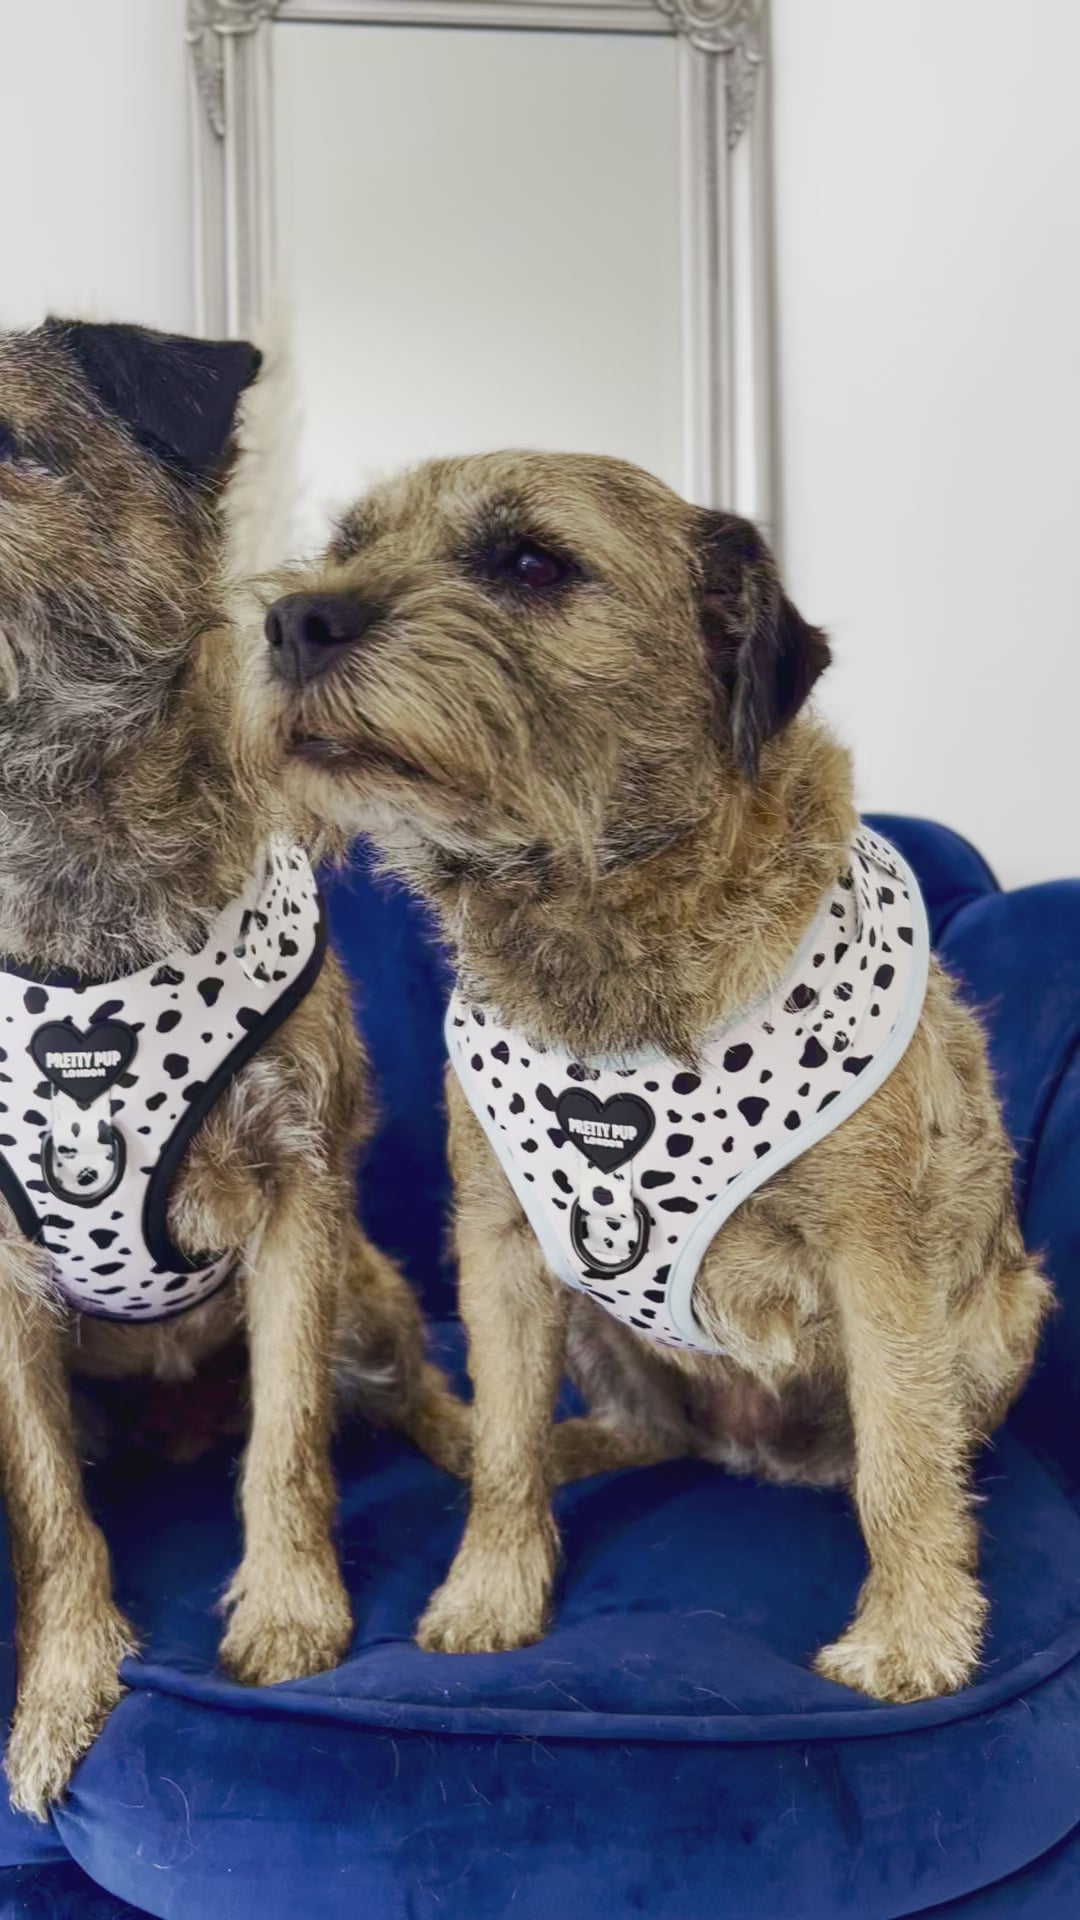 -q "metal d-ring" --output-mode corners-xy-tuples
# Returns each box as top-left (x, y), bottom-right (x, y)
(42, 1126), (126, 1207)
(570, 1197), (651, 1276)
